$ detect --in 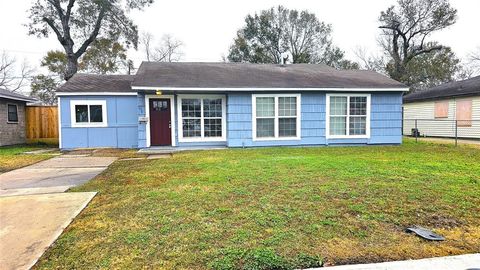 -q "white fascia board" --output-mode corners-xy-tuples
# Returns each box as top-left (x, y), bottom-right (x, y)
(56, 92), (138, 96)
(132, 86), (409, 92)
